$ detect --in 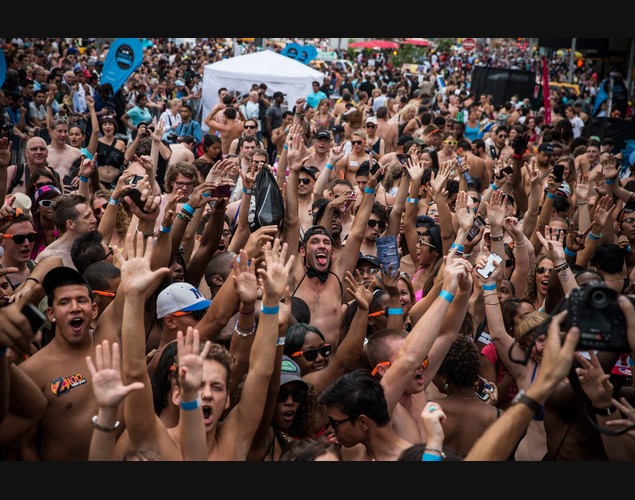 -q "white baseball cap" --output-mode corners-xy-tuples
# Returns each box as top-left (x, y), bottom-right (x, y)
(156, 282), (211, 319)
